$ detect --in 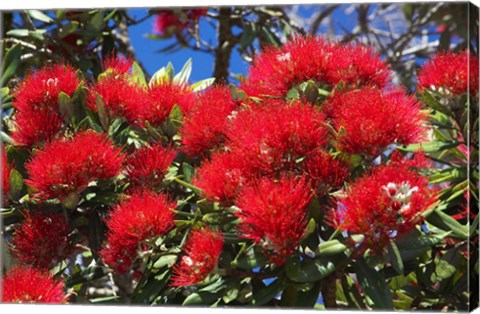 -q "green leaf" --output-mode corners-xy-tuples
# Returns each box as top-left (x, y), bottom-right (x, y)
(6, 29), (29, 37)
(191, 78), (215, 91)
(1, 44), (22, 86)
(149, 65), (172, 86)
(89, 296), (120, 303)
(317, 240), (347, 256)
(293, 257), (336, 283)
(182, 162), (195, 182)
(252, 278), (283, 305)
(174, 58), (192, 85)
(238, 23), (257, 51)
(66, 266), (110, 287)
(89, 10), (105, 32)
(295, 281), (321, 307)
(285, 255), (301, 281)
(8, 169), (23, 200)
(169, 104), (183, 122)
(398, 141), (460, 153)
(260, 26), (281, 47)
(94, 93), (110, 130)
(422, 89), (454, 117)
(395, 230), (451, 261)
(132, 61), (147, 87)
(232, 249), (267, 270)
(427, 208), (468, 240)
(152, 254), (177, 269)
(26, 10), (54, 23)
(355, 259), (393, 309)
(286, 88), (300, 99)
(132, 268), (171, 304)
(387, 239), (404, 275)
